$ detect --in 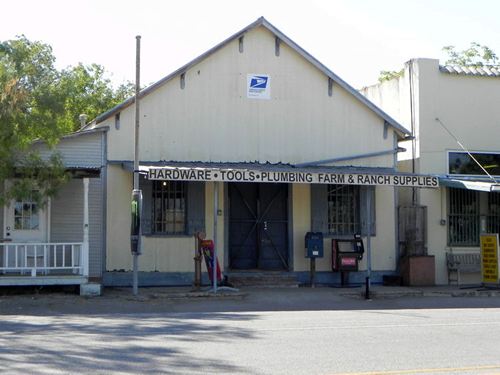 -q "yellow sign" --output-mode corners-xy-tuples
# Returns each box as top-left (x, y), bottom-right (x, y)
(480, 234), (499, 284)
